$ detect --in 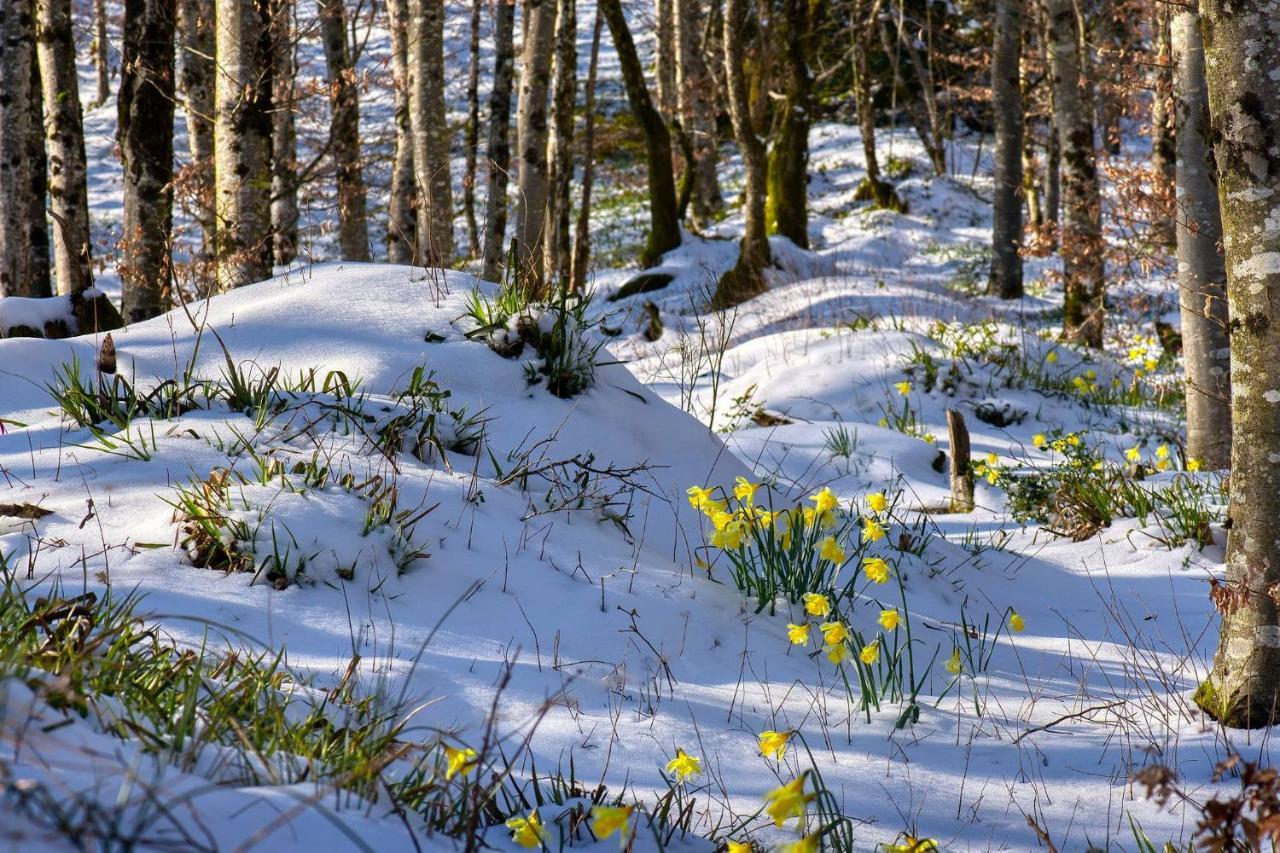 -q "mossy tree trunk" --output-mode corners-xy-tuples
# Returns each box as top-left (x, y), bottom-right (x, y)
(320, 0), (370, 261)
(988, 0), (1023, 299)
(480, 0), (515, 282)
(764, 0), (811, 250)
